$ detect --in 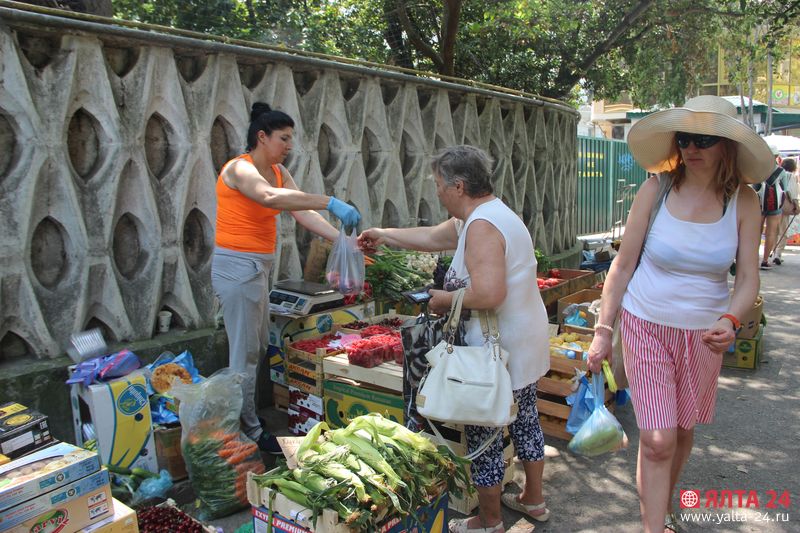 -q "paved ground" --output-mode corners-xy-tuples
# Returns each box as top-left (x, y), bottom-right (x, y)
(184, 248), (800, 532)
